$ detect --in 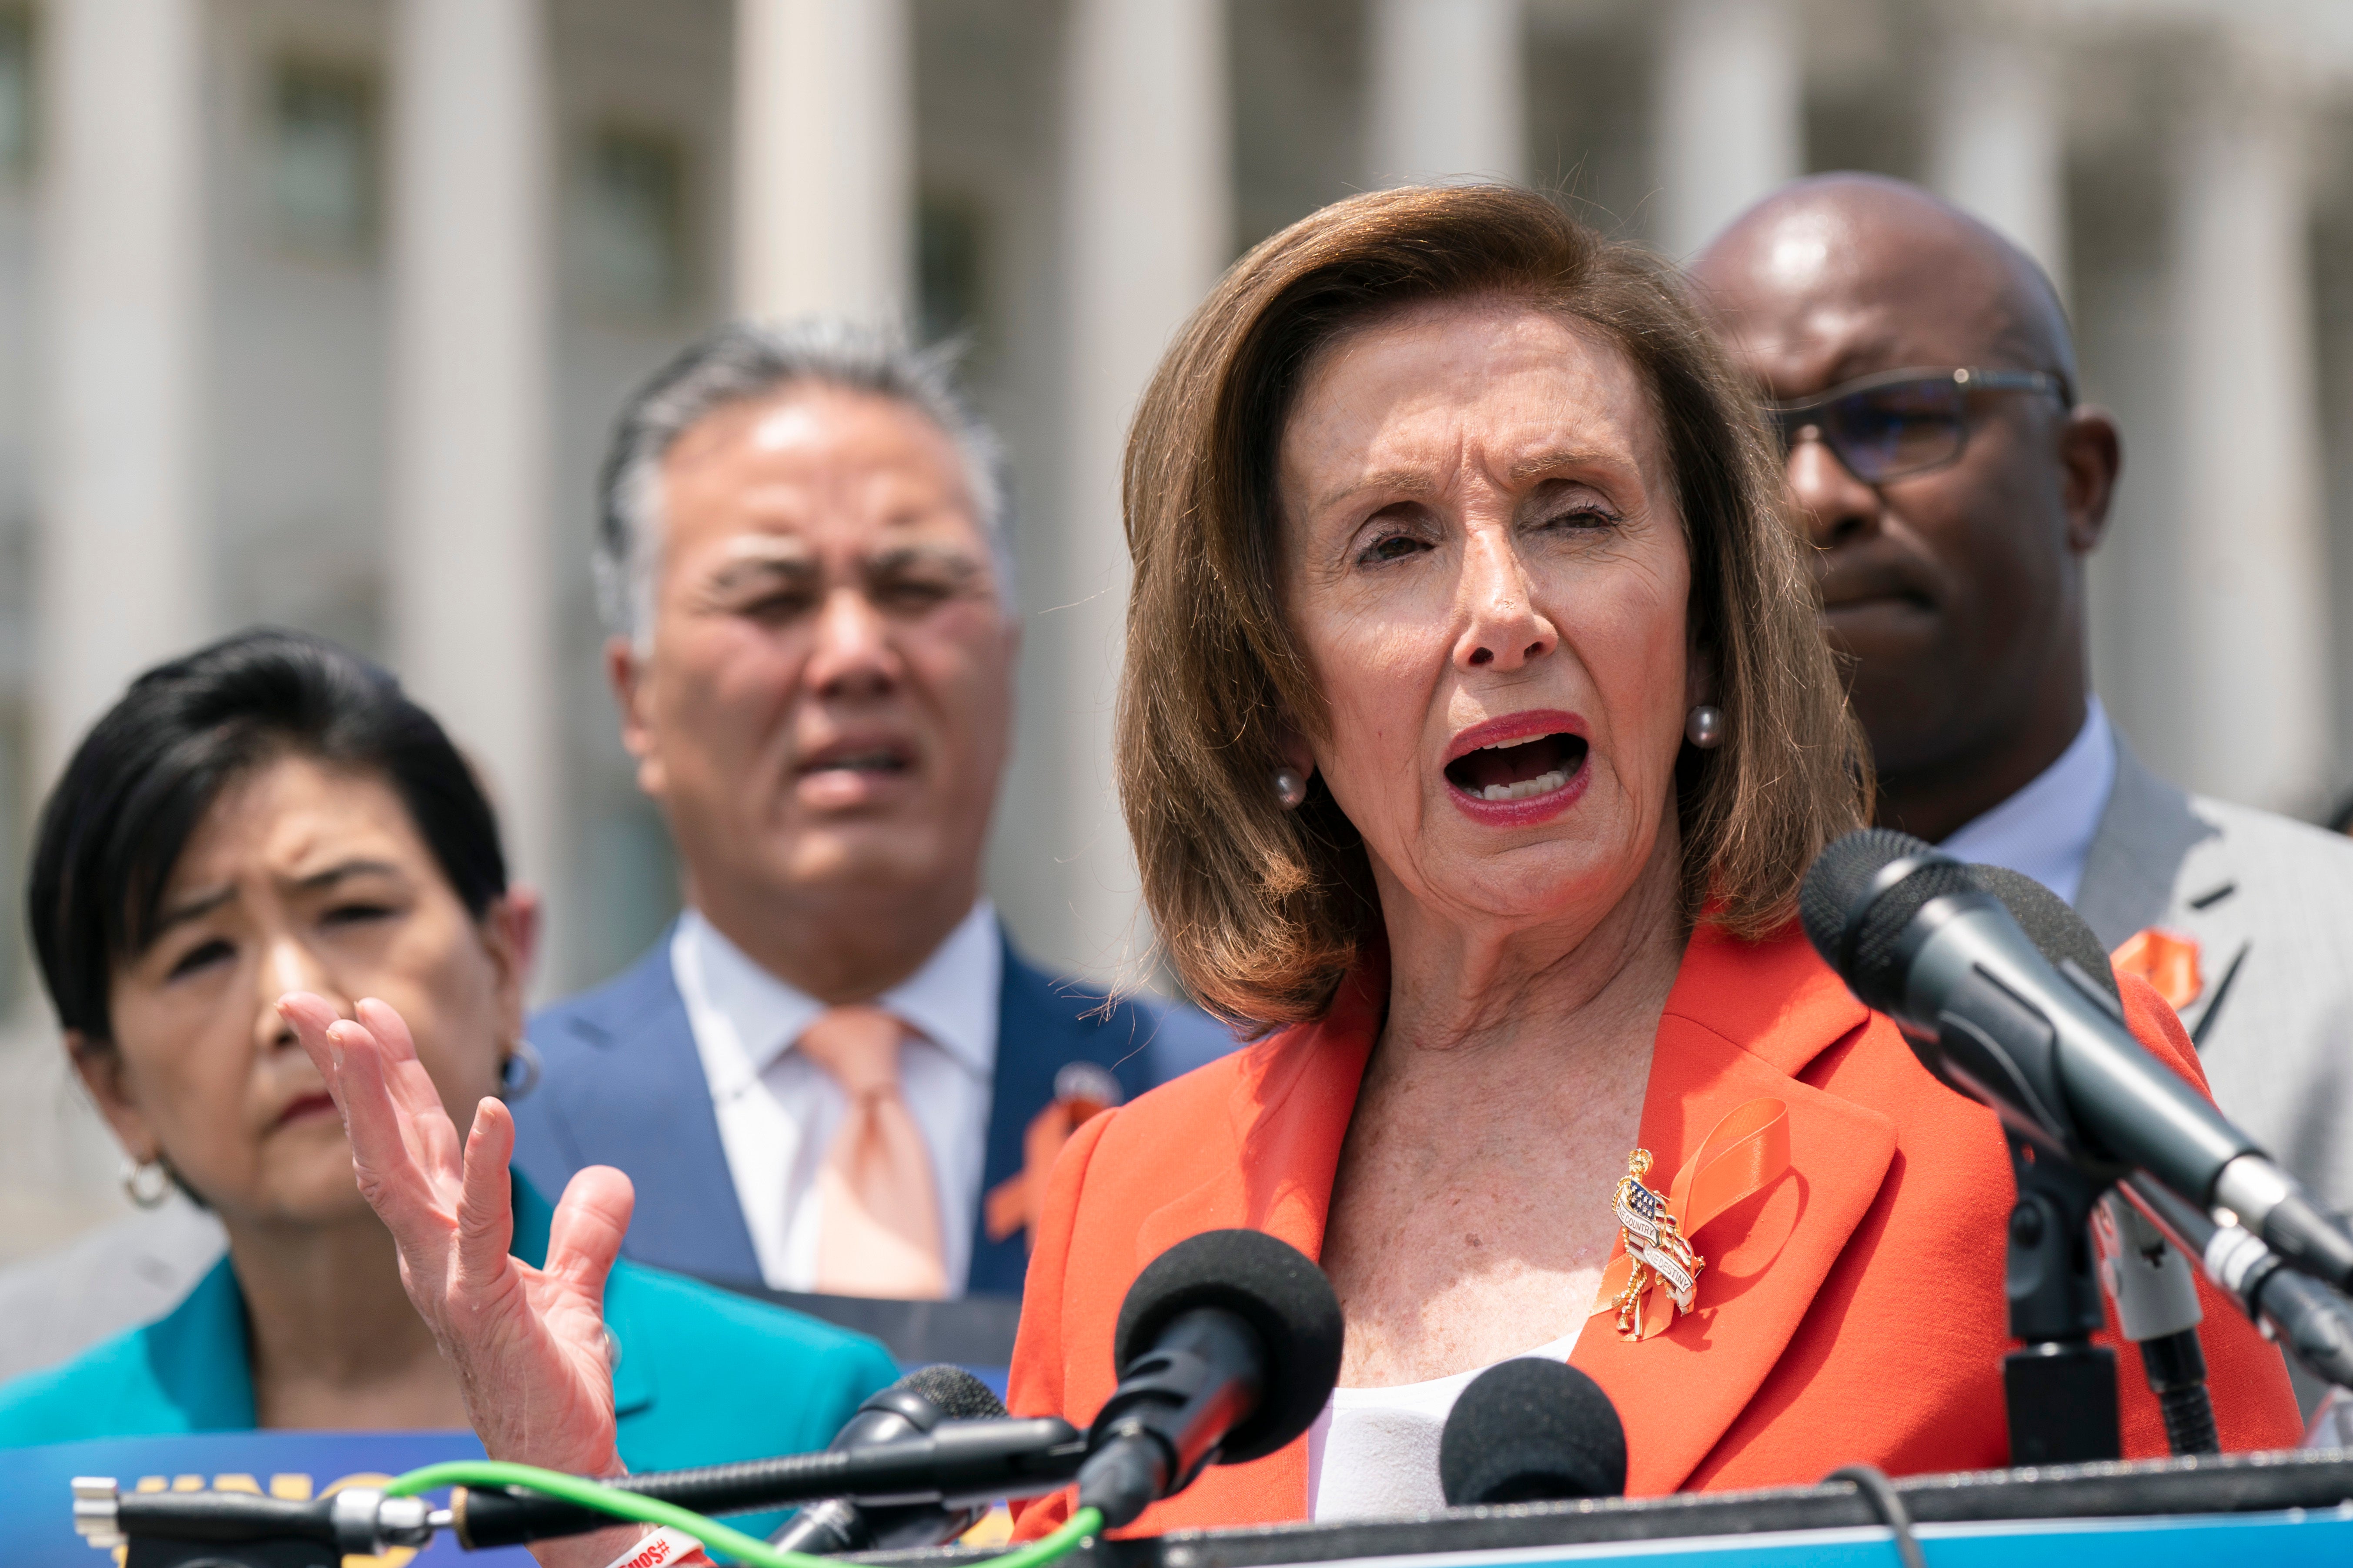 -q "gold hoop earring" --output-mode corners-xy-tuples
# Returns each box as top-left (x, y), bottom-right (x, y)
(120, 1156), (172, 1210)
